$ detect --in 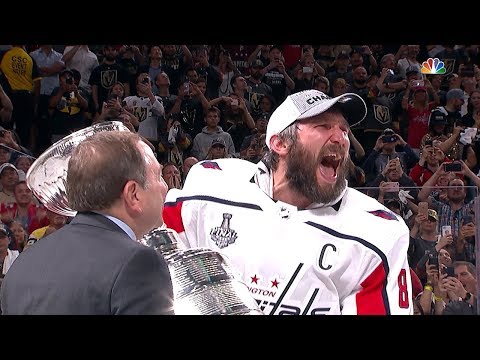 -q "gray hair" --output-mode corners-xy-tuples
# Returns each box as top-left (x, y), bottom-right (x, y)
(66, 131), (148, 212)
(263, 122), (298, 171)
